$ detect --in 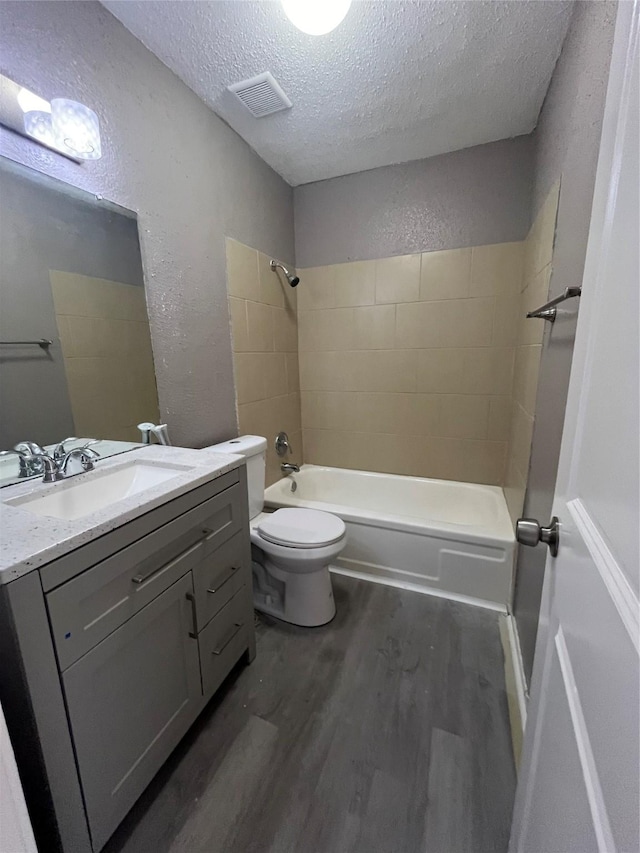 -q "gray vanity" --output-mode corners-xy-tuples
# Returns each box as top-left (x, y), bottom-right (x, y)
(0, 447), (256, 852)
